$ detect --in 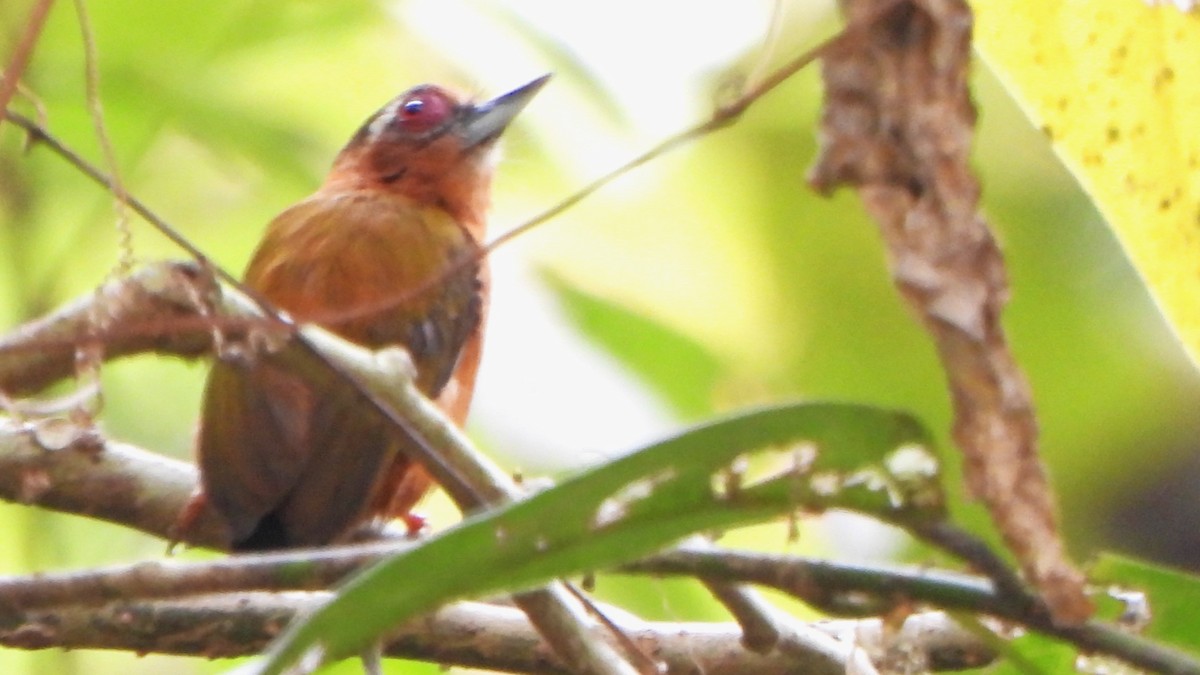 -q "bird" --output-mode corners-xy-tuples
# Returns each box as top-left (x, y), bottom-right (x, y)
(184, 75), (548, 551)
